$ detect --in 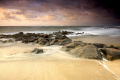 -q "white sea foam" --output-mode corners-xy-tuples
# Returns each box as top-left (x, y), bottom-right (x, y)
(0, 26), (120, 37)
